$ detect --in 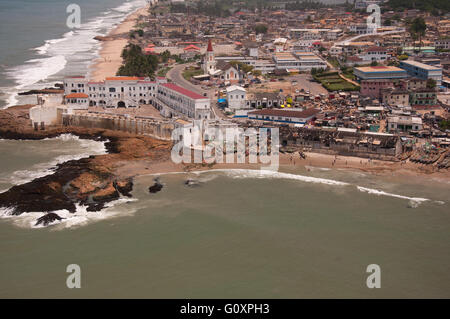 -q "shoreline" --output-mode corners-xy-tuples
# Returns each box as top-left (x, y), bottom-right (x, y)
(0, 105), (449, 228)
(89, 4), (150, 81)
